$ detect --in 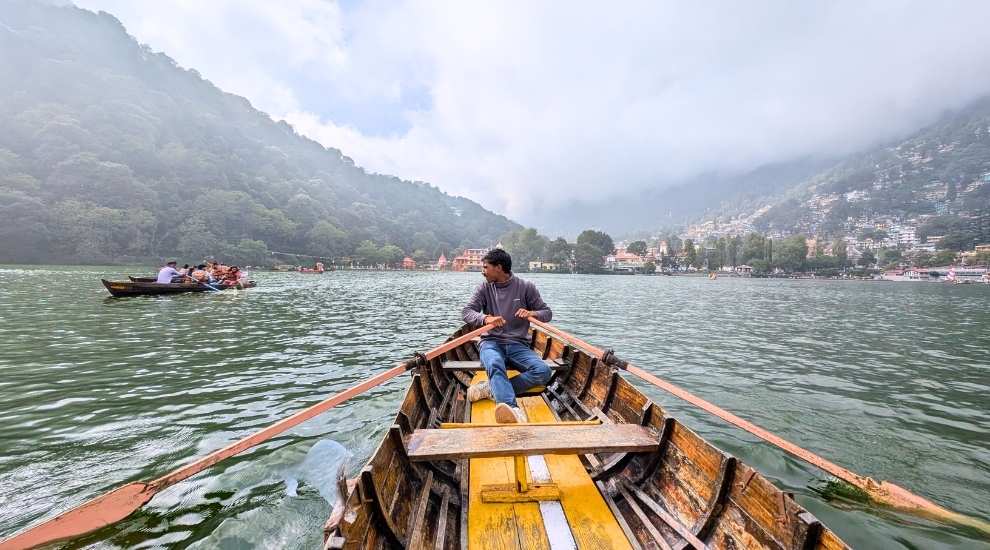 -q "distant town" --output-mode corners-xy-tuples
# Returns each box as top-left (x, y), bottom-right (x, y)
(294, 224), (990, 284)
